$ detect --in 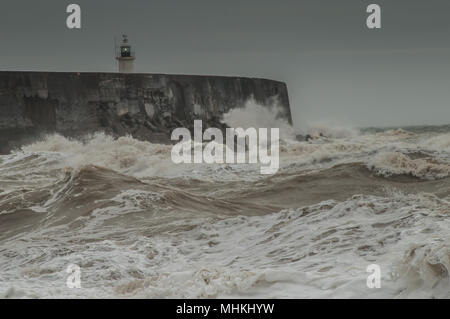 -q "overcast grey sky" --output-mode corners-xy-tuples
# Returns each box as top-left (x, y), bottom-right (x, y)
(1, 0), (449, 128)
